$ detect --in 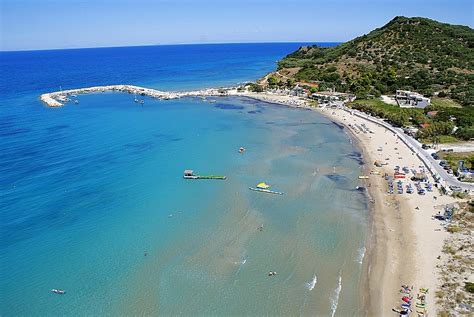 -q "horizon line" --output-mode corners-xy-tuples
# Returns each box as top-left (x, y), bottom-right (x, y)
(0, 40), (344, 53)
